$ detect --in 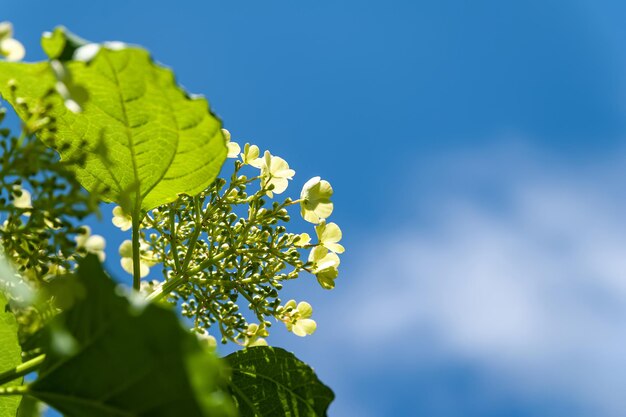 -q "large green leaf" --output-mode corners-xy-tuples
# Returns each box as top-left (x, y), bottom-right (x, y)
(15, 397), (43, 417)
(0, 27), (227, 213)
(29, 256), (235, 417)
(0, 292), (22, 417)
(225, 347), (334, 417)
